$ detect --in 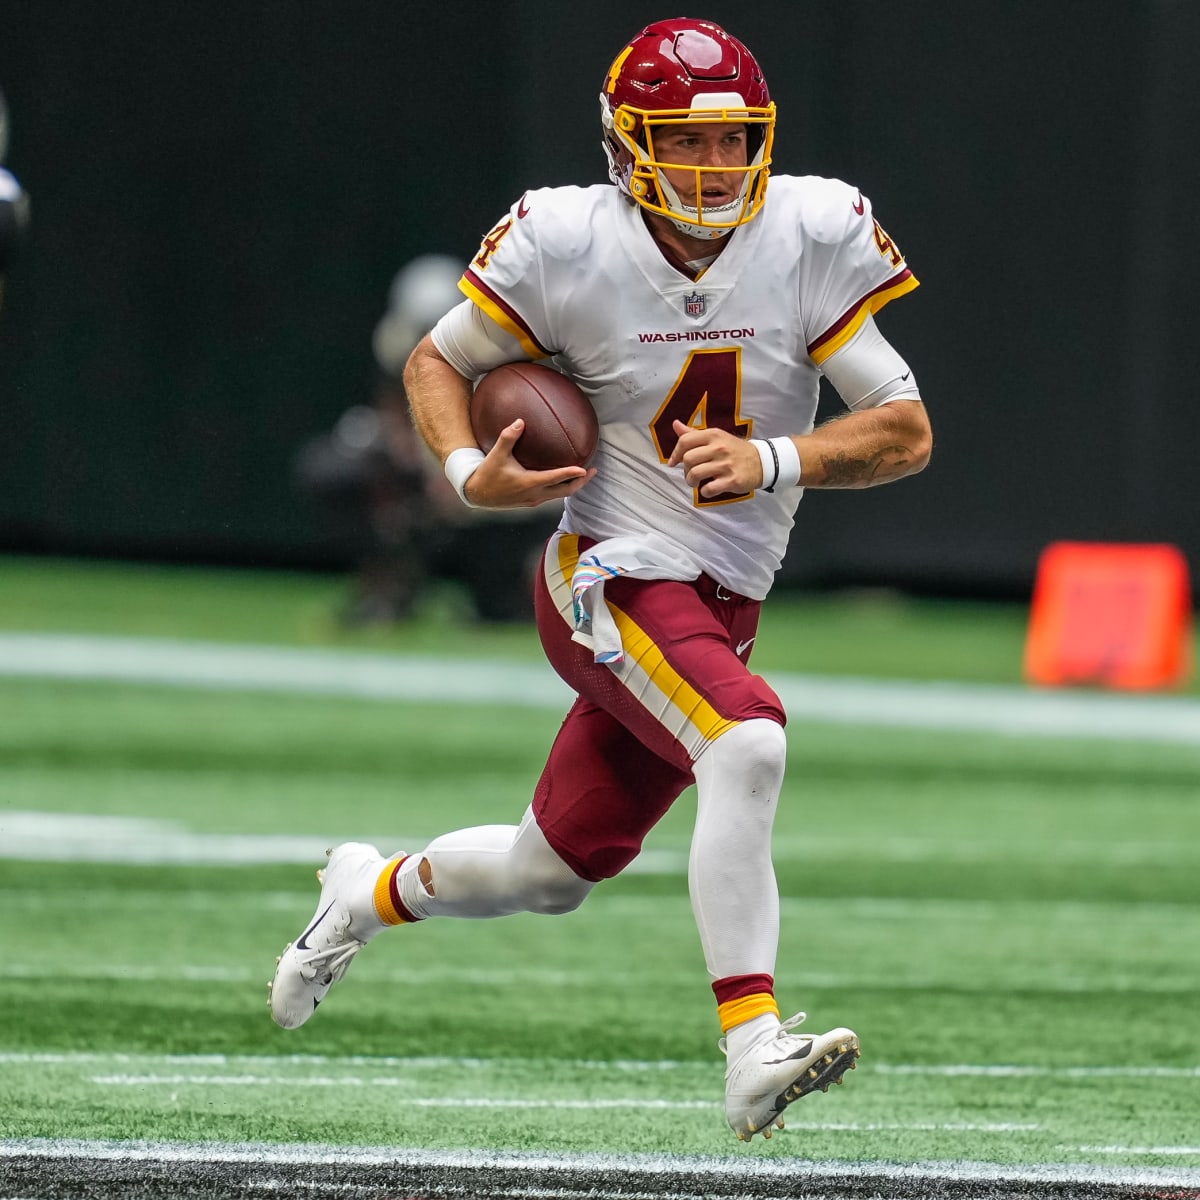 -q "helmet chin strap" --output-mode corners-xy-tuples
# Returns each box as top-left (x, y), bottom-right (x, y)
(656, 172), (744, 240)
